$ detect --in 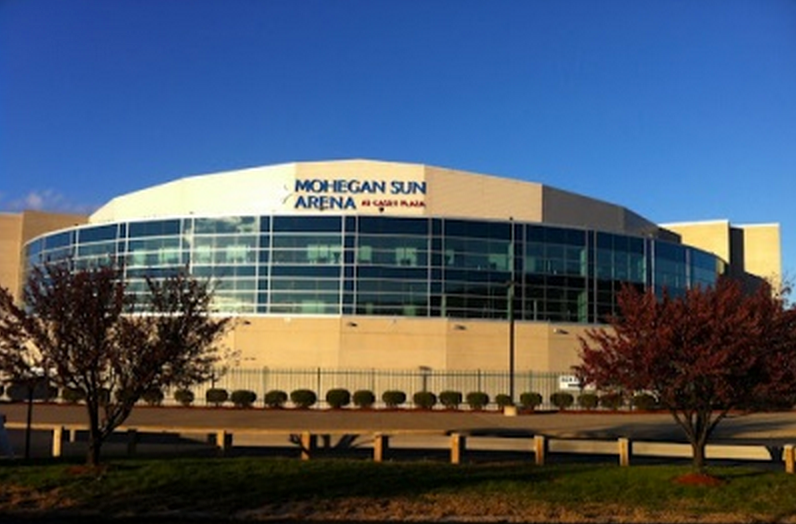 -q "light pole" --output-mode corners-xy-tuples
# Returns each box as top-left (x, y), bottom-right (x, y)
(507, 280), (516, 403)
(507, 217), (517, 404)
